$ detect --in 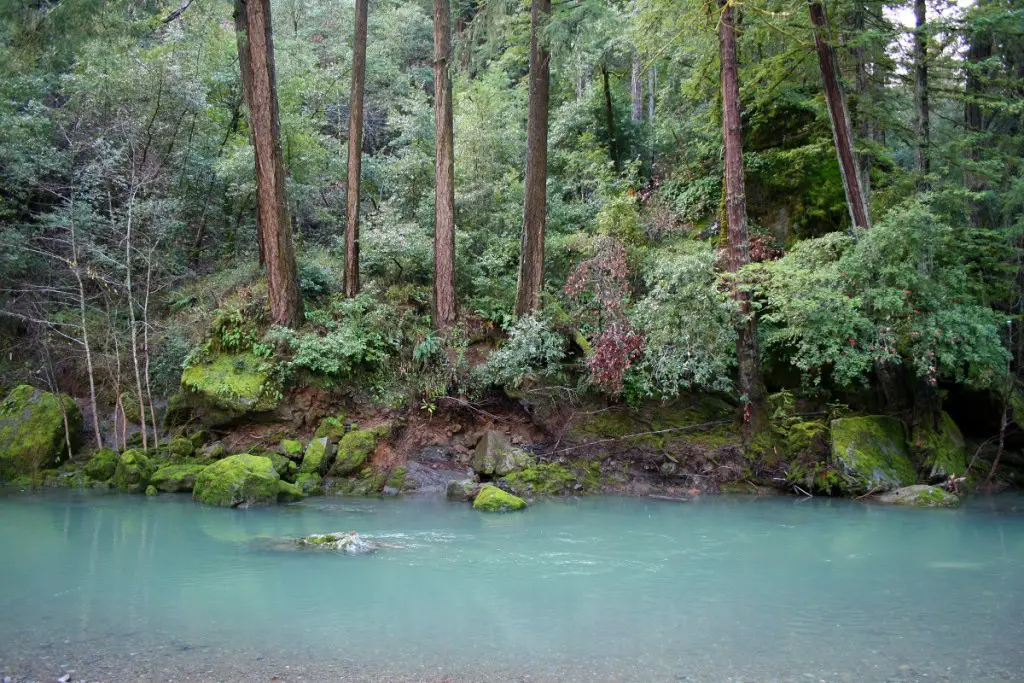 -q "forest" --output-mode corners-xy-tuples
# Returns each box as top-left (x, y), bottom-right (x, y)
(1, 0), (1023, 499)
